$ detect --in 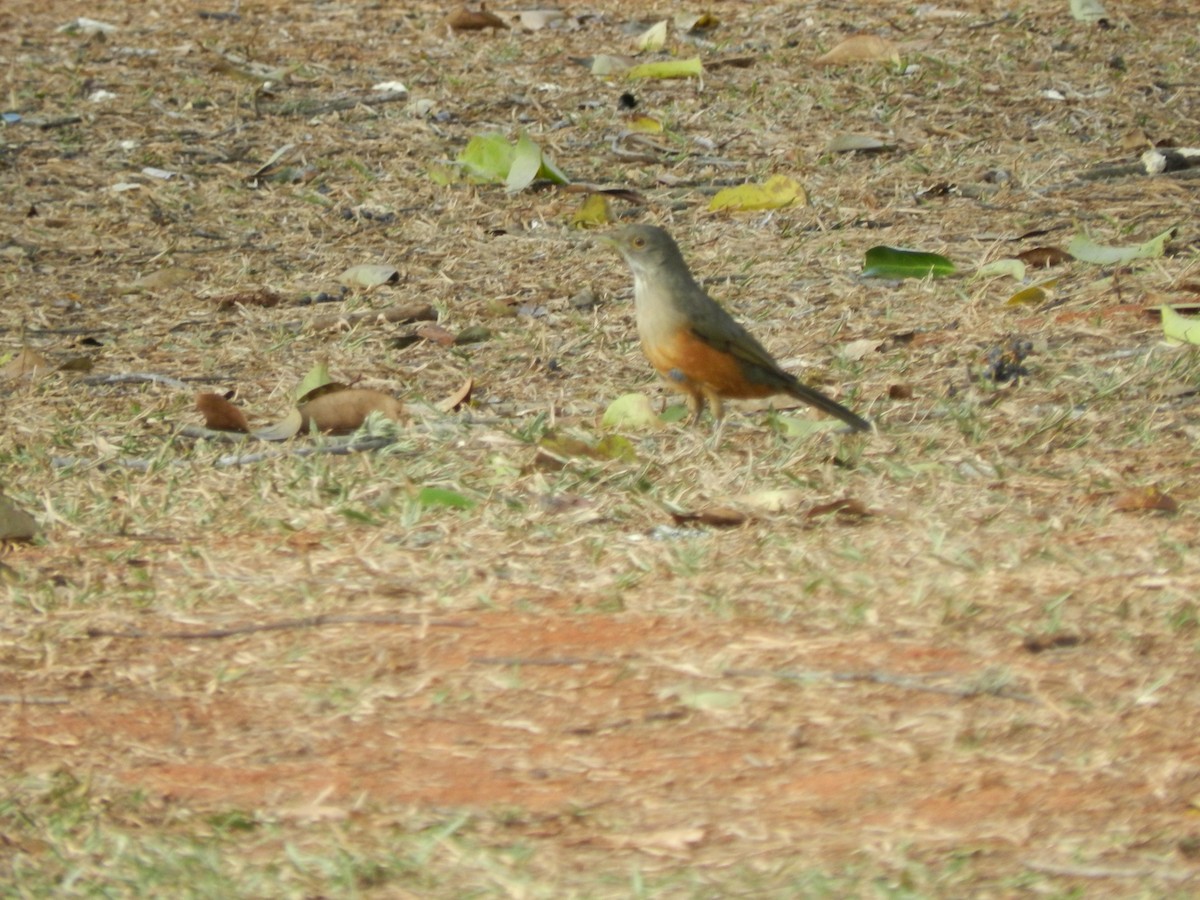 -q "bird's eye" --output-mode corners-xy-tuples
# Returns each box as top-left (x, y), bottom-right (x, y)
(631, 237), (645, 249)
